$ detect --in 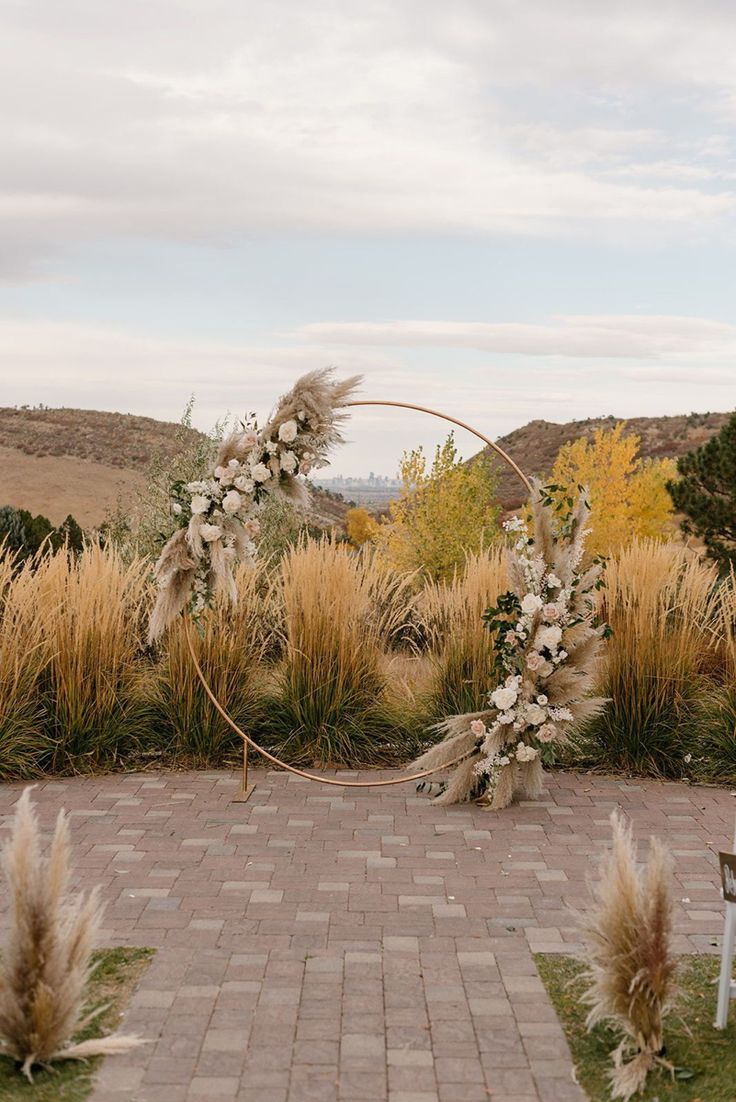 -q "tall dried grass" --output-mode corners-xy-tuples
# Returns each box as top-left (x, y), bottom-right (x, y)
(0, 788), (142, 1080)
(580, 540), (721, 774)
(150, 562), (274, 765)
(579, 810), (676, 1100)
(419, 547), (507, 717)
(264, 538), (419, 765)
(31, 545), (151, 771)
(0, 550), (48, 778)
